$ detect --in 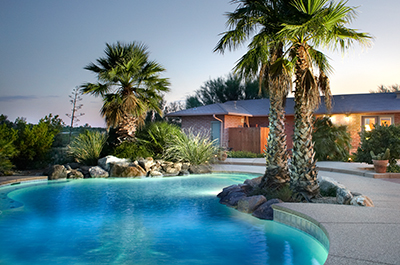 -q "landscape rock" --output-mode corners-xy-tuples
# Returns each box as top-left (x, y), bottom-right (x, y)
(350, 195), (374, 207)
(336, 184), (353, 204)
(148, 170), (163, 178)
(110, 164), (146, 178)
(252, 199), (283, 220)
(219, 191), (247, 207)
(178, 170), (190, 176)
(89, 166), (109, 178)
(318, 176), (339, 194)
(244, 176), (263, 188)
(67, 169), (84, 179)
(138, 158), (155, 172)
(237, 195), (267, 213)
(217, 184), (242, 198)
(79, 166), (91, 178)
(189, 165), (212, 174)
(98, 155), (130, 171)
(47, 165), (68, 180)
